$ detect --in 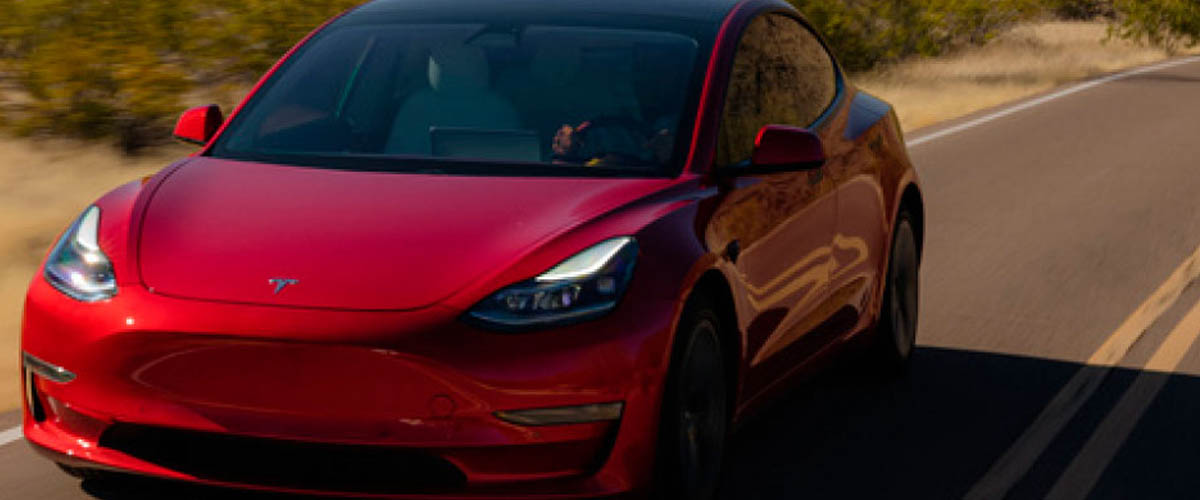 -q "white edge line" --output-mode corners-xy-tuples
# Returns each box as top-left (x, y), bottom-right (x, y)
(0, 426), (23, 447)
(907, 56), (1200, 148)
